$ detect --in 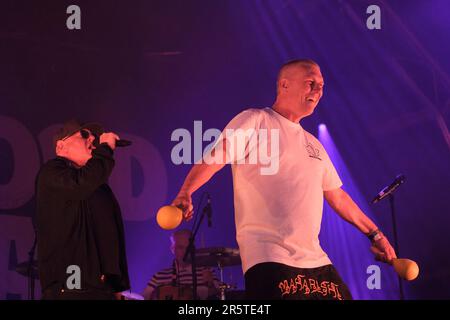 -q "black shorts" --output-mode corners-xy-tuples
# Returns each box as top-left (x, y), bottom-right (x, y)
(244, 262), (353, 300)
